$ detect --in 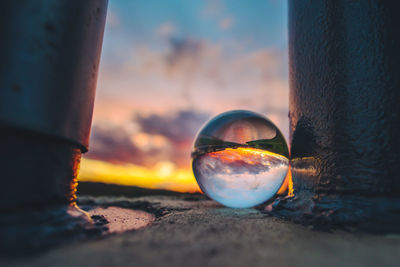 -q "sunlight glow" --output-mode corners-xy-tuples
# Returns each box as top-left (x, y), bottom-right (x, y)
(277, 166), (292, 195)
(78, 158), (201, 193)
